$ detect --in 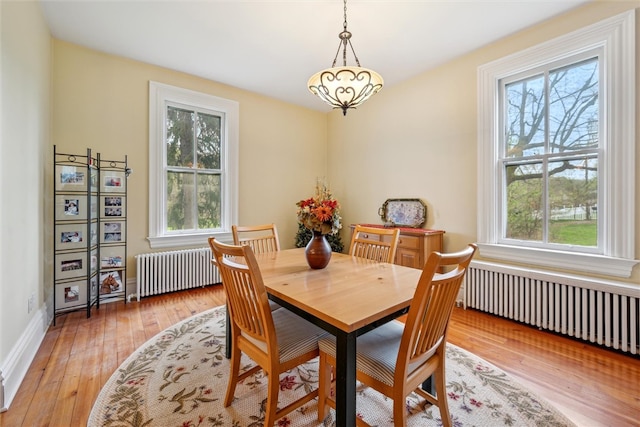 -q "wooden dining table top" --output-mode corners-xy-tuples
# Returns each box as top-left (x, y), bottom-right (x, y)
(253, 248), (423, 333)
